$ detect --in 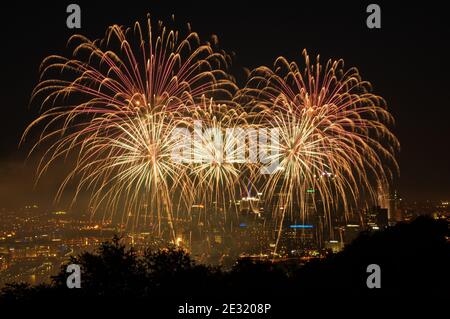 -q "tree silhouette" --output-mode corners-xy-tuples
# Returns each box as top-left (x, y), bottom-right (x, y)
(1, 216), (448, 306)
